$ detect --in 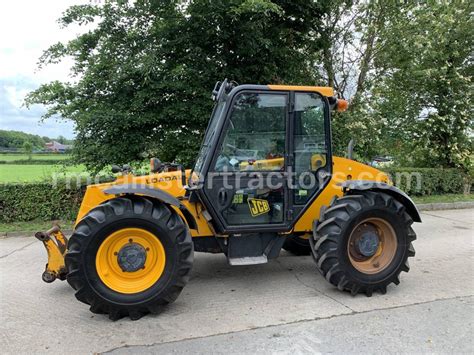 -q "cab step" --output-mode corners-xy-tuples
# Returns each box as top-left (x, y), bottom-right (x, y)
(228, 255), (268, 266)
(225, 233), (286, 266)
